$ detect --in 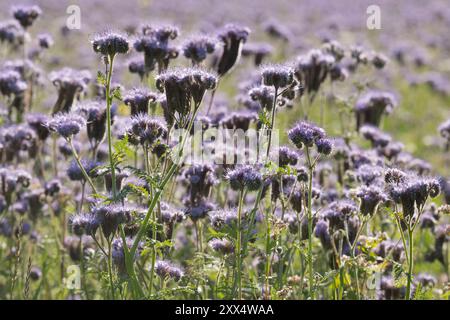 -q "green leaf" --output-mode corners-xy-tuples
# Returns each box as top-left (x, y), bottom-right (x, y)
(258, 109), (271, 127)
(112, 135), (134, 166)
(97, 71), (107, 86)
(112, 86), (122, 101)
